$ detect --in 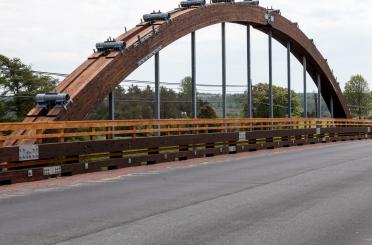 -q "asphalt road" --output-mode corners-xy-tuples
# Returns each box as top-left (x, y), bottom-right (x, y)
(1, 141), (372, 245)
